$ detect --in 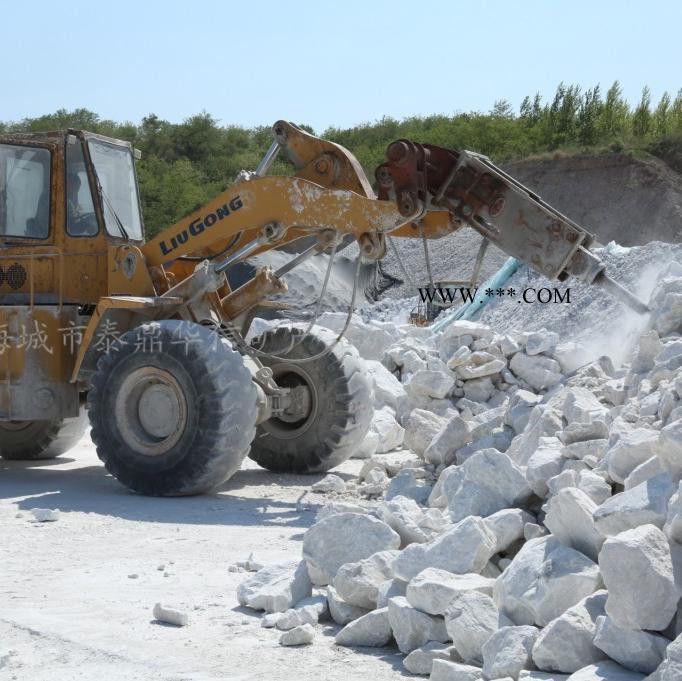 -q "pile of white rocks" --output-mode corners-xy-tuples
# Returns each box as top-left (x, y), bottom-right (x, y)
(238, 260), (682, 680)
